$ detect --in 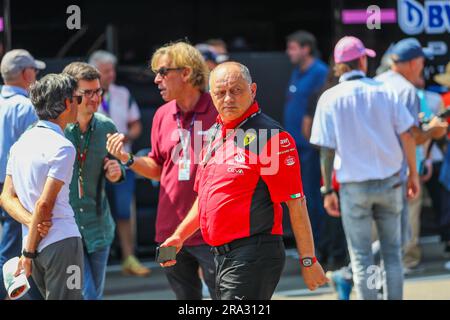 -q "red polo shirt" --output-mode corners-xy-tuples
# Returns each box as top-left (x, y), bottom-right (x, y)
(149, 92), (218, 245)
(194, 102), (304, 246)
